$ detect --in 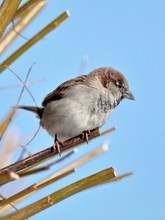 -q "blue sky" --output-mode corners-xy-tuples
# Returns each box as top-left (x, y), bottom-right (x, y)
(0, 0), (165, 219)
